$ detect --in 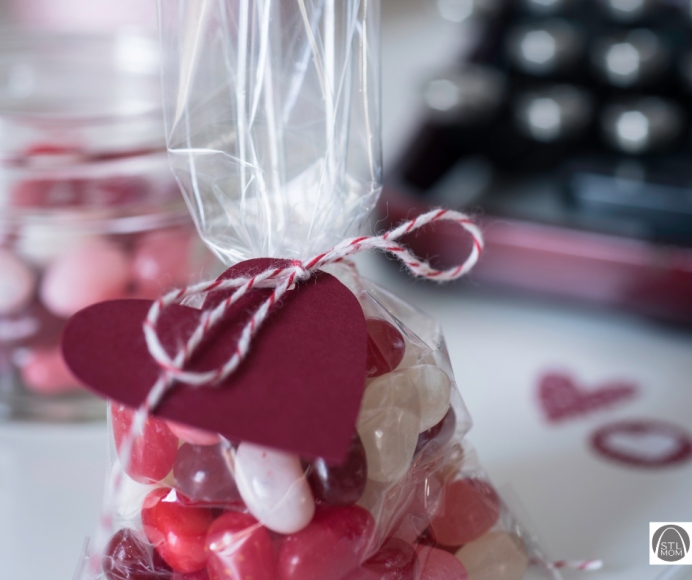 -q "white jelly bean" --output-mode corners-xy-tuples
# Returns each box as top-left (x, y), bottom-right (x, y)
(0, 250), (35, 315)
(357, 371), (421, 483)
(406, 364), (452, 432)
(455, 531), (528, 580)
(397, 337), (435, 370)
(16, 224), (89, 266)
(234, 443), (315, 534)
(40, 239), (130, 317)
